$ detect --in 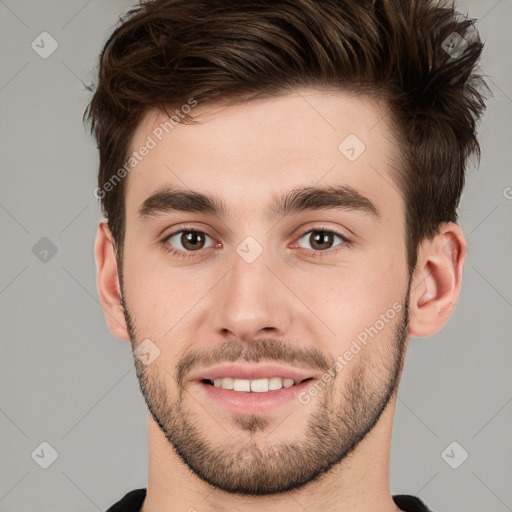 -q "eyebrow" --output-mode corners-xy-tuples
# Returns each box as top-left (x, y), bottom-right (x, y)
(138, 183), (380, 222)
